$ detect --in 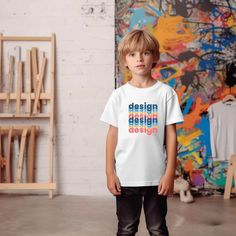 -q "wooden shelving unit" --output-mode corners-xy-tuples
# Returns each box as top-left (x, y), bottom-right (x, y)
(0, 33), (56, 198)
